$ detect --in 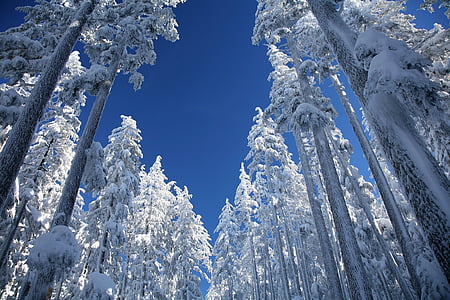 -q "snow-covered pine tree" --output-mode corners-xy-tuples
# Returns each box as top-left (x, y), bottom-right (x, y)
(233, 163), (262, 300)
(0, 75), (34, 150)
(0, 50), (86, 298)
(362, 112), (450, 298)
(79, 115), (142, 298)
(125, 156), (176, 299)
(207, 199), (239, 299)
(265, 44), (345, 300)
(0, 0), (83, 148)
(262, 35), (372, 299)
(245, 108), (319, 299)
(253, 2), (376, 297)
(170, 185), (211, 300)
(327, 125), (415, 299)
(328, 70), (447, 297)
(287, 1), (448, 293)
